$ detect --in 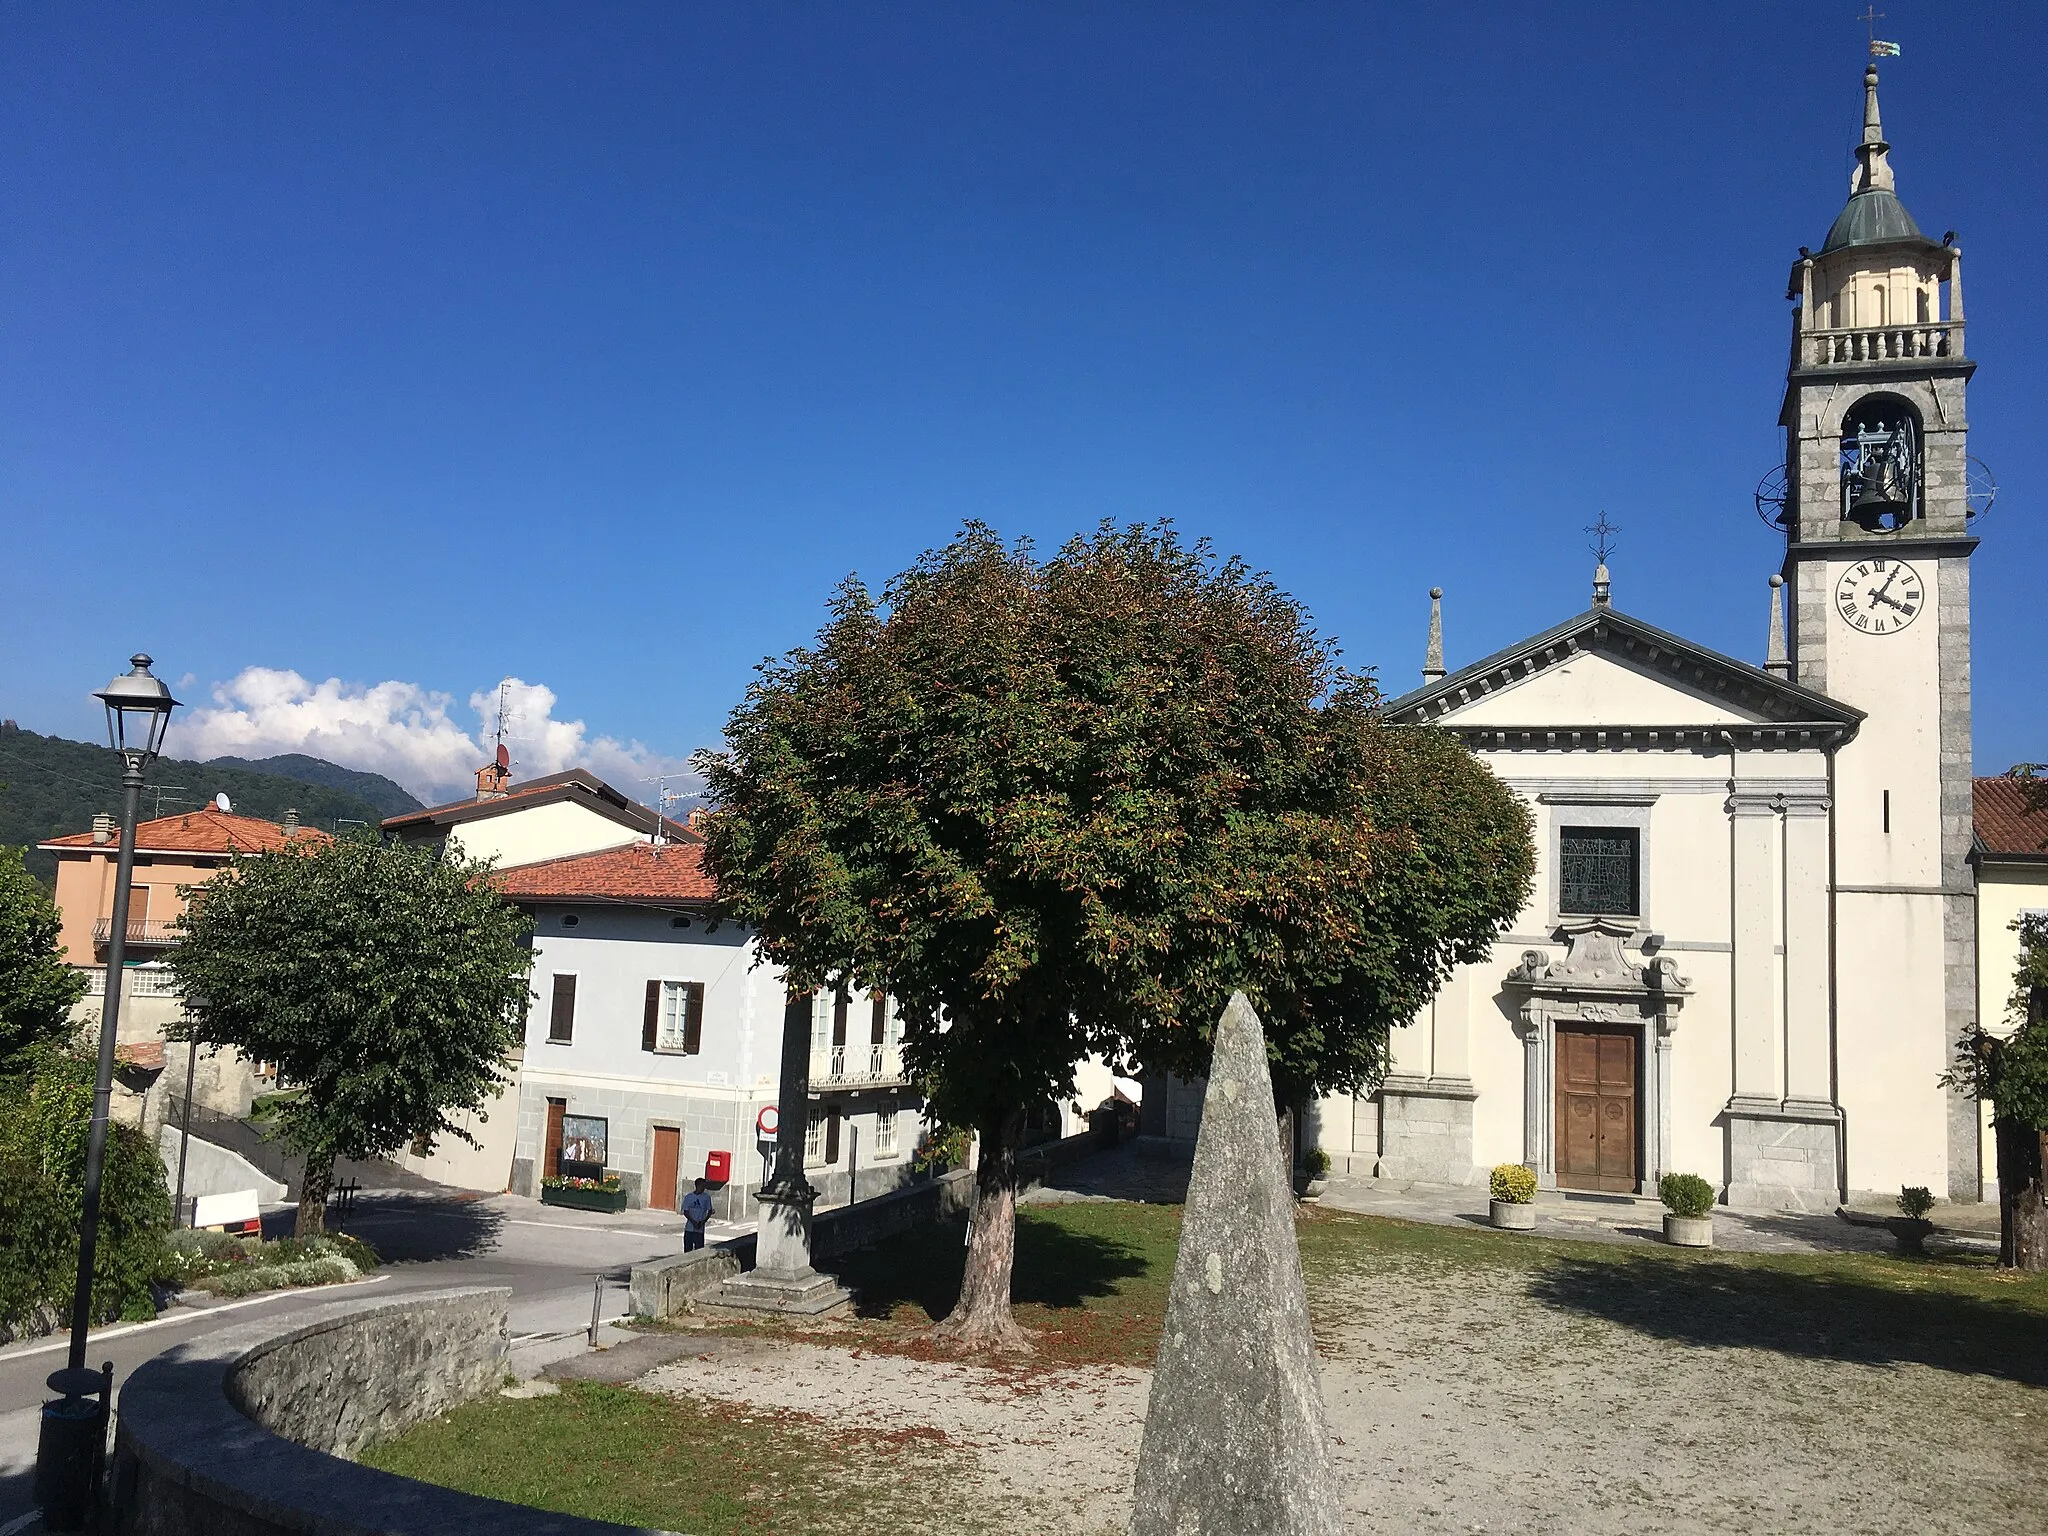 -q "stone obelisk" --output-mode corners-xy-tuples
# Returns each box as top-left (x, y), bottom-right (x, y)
(1128, 992), (1344, 1536)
